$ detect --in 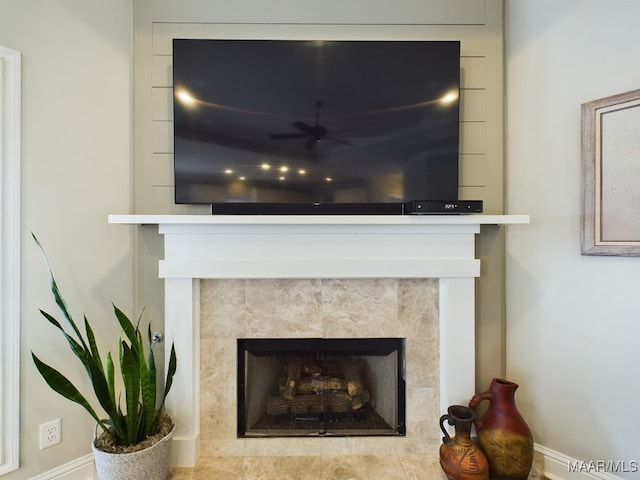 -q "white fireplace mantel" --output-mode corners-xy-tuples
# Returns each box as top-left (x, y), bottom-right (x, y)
(109, 214), (528, 467)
